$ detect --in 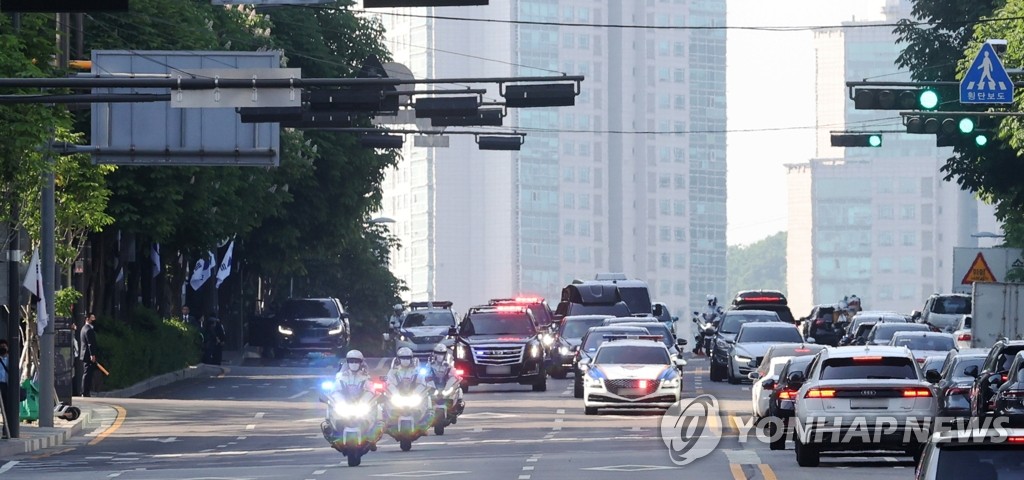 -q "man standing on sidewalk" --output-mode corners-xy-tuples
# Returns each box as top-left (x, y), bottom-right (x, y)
(79, 313), (99, 397)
